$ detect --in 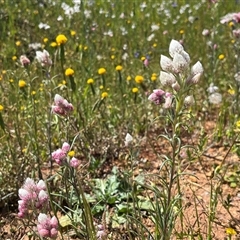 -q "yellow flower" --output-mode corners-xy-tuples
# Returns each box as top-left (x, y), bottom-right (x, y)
(56, 34), (68, 45)
(9, 79), (14, 83)
(236, 120), (240, 128)
(127, 76), (131, 81)
(132, 87), (138, 93)
(87, 78), (94, 84)
(50, 42), (57, 47)
(231, 39), (235, 44)
(31, 91), (36, 95)
(141, 56), (146, 61)
(135, 75), (144, 84)
(98, 68), (106, 75)
(101, 92), (108, 98)
(151, 75), (157, 81)
(19, 80), (26, 88)
(153, 43), (157, 48)
(15, 41), (21, 46)
(0, 105), (4, 112)
(84, 46), (88, 51)
(115, 65), (123, 71)
(218, 54), (225, 60)
(43, 38), (48, 43)
(179, 29), (184, 34)
(111, 55), (115, 60)
(111, 48), (115, 51)
(226, 227), (236, 235)
(71, 30), (76, 36)
(68, 151), (75, 157)
(228, 21), (234, 27)
(99, 85), (104, 90)
(65, 68), (74, 76)
(12, 56), (17, 61)
(228, 89), (235, 95)
(2, 70), (6, 75)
